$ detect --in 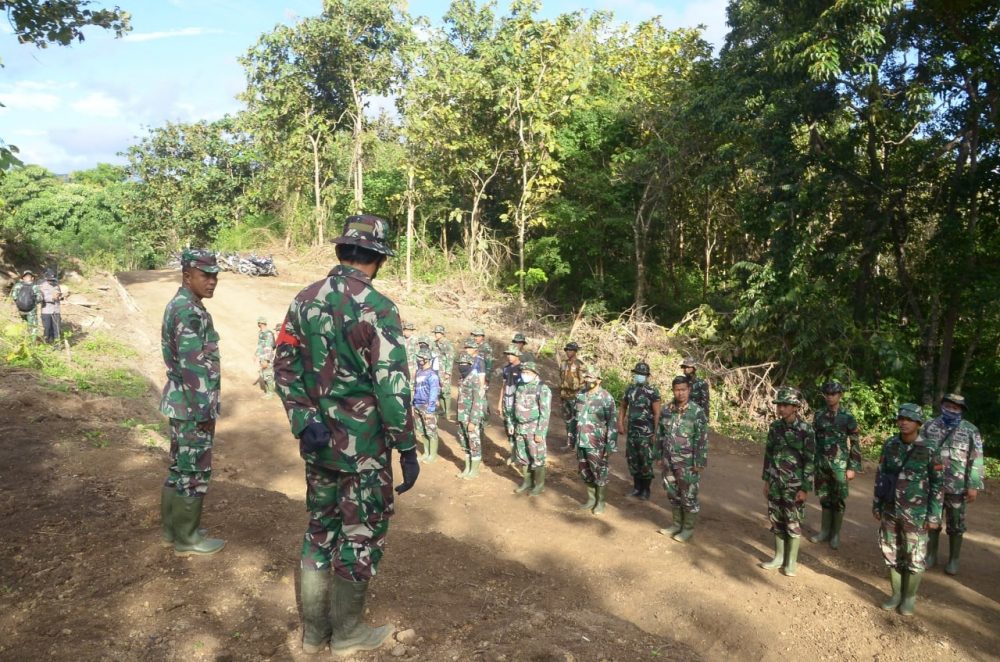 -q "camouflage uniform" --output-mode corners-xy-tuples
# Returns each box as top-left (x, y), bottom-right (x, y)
(812, 406), (861, 511)
(403, 323), (419, 383)
(922, 414), (984, 535)
(681, 358), (710, 419)
(622, 382), (661, 481)
(10, 278), (42, 337)
(456, 354), (488, 461)
(256, 319), (276, 394)
(412, 357), (441, 461)
(500, 347), (523, 453)
(658, 401), (708, 514)
(471, 331), (493, 382)
(762, 414), (816, 538)
(432, 327), (454, 418)
(512, 368), (551, 470)
(559, 350), (584, 448)
(573, 386), (618, 487)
